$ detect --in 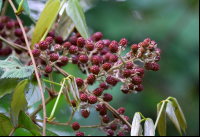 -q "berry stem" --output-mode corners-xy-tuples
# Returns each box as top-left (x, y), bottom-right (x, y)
(67, 110), (75, 124)
(154, 101), (166, 130)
